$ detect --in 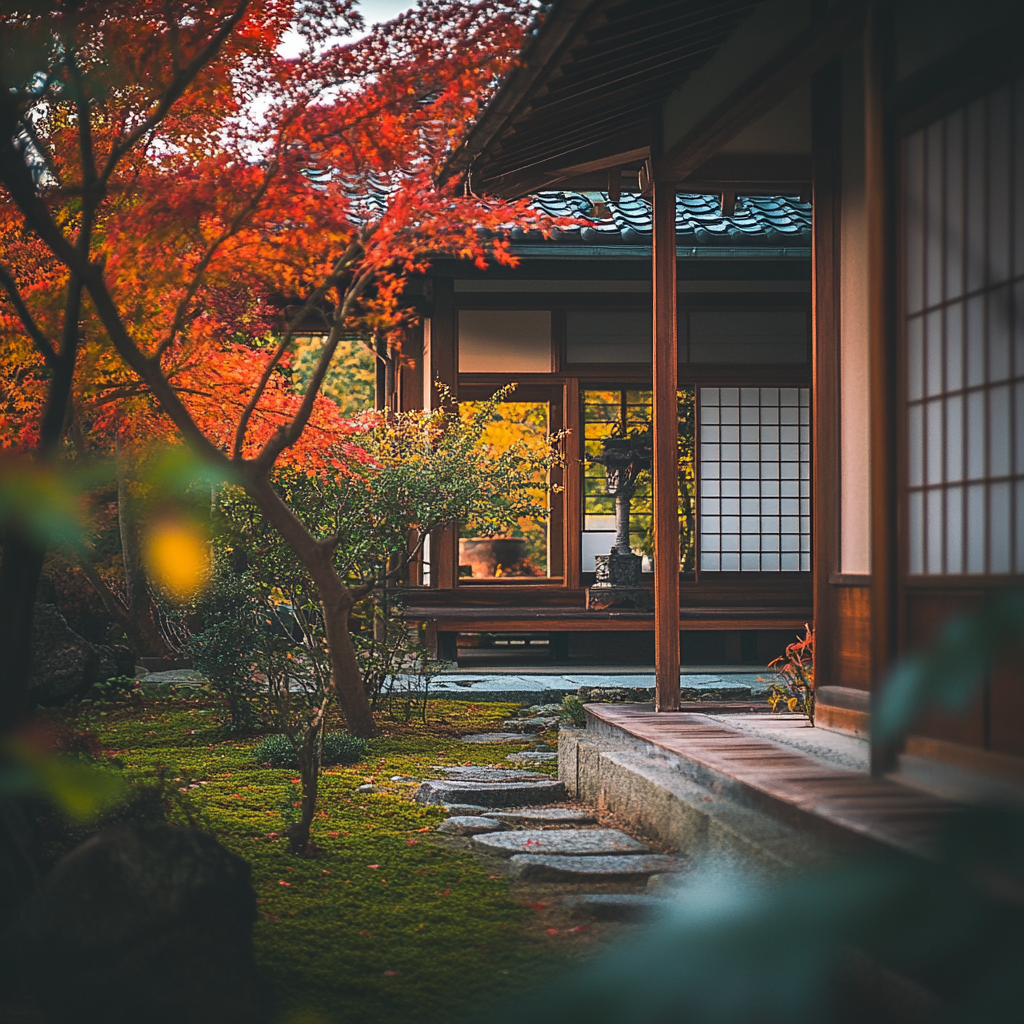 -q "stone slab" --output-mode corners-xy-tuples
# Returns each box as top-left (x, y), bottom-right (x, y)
(437, 816), (509, 836)
(415, 779), (566, 808)
(563, 894), (672, 922)
(482, 808), (596, 825)
(472, 828), (650, 858)
(502, 717), (559, 733)
(439, 767), (550, 782)
(507, 752), (557, 763)
(442, 803), (491, 815)
(508, 854), (678, 882)
(460, 733), (530, 744)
